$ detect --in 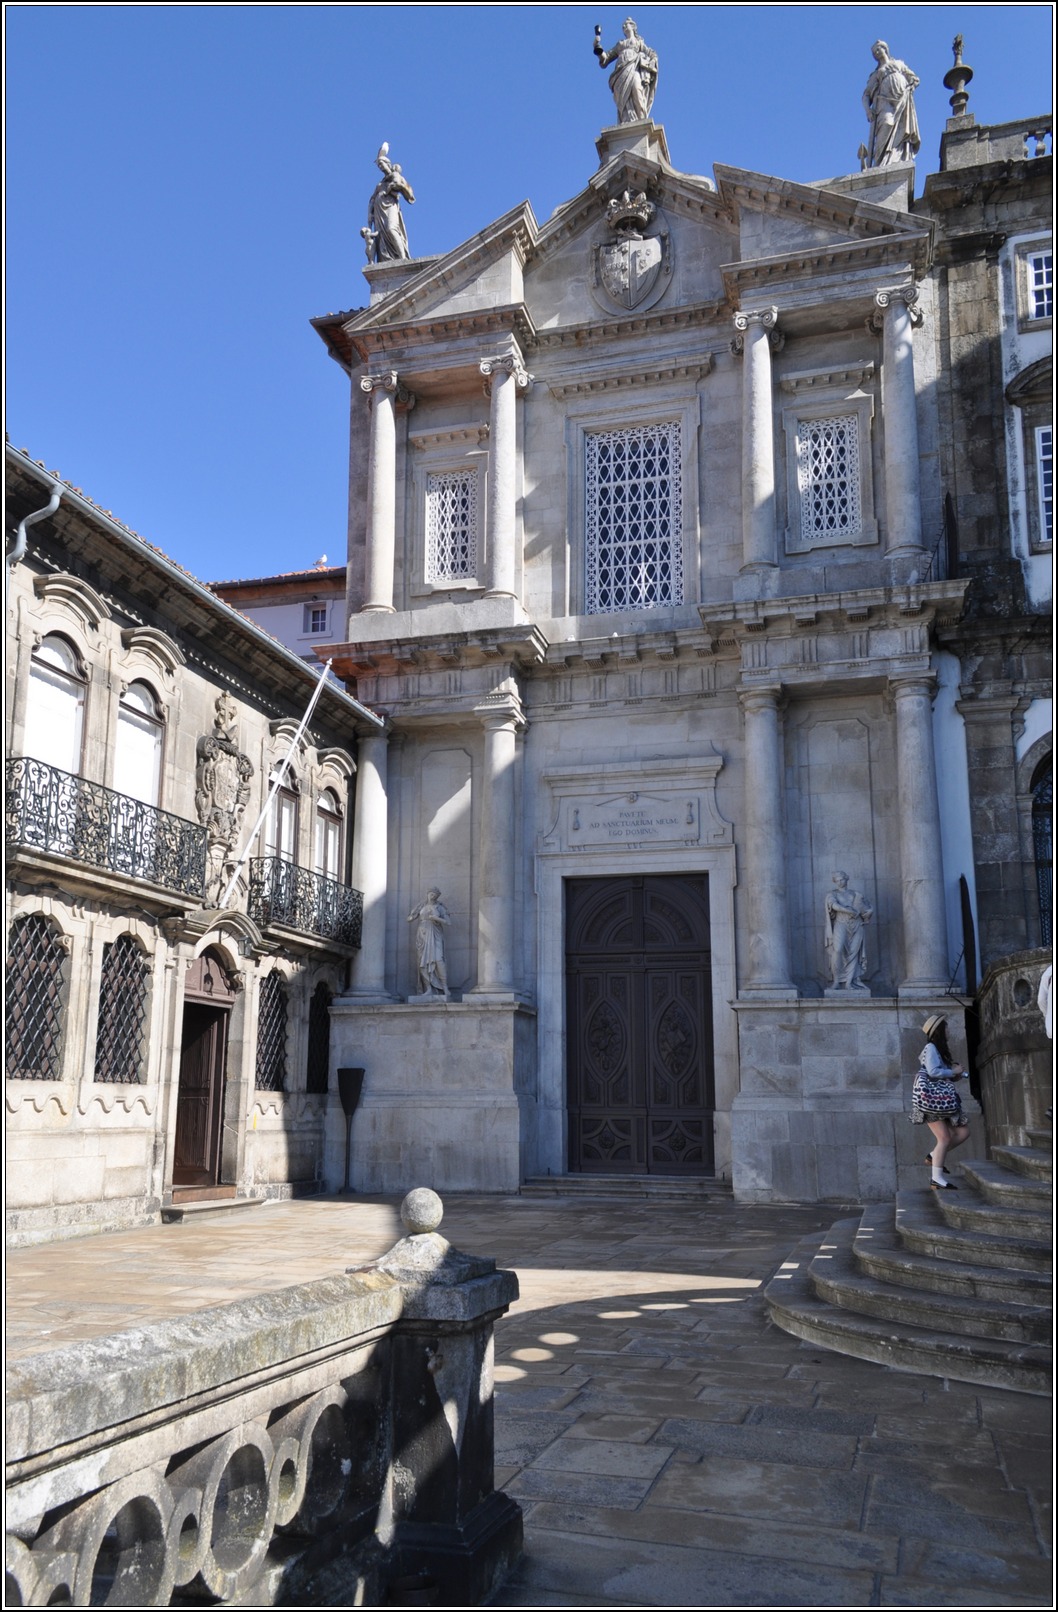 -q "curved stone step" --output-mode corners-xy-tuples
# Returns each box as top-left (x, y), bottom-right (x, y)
(809, 1218), (1050, 1344)
(930, 1184), (1051, 1241)
(1024, 1127), (1053, 1150)
(765, 1228), (1052, 1396)
(853, 1203), (1052, 1307)
(896, 1191), (1052, 1272)
(959, 1157), (1053, 1208)
(992, 1144), (1053, 1182)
